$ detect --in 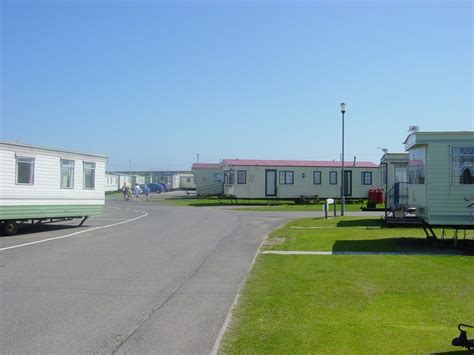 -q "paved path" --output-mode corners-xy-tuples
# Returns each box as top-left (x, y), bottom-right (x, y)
(0, 198), (385, 353)
(261, 250), (461, 256)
